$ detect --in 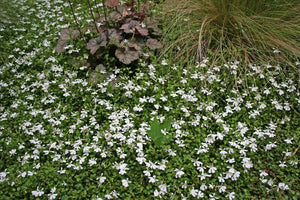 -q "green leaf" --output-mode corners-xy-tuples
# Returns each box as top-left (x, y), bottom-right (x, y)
(62, 196), (68, 200)
(147, 117), (172, 146)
